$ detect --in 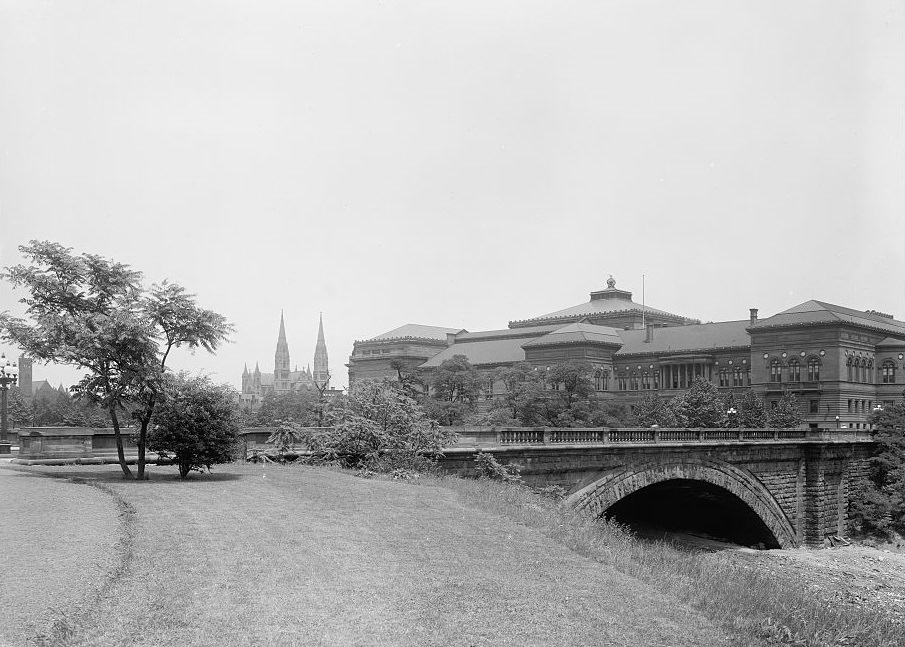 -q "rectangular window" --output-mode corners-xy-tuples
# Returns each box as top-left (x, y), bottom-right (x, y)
(809, 400), (819, 414)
